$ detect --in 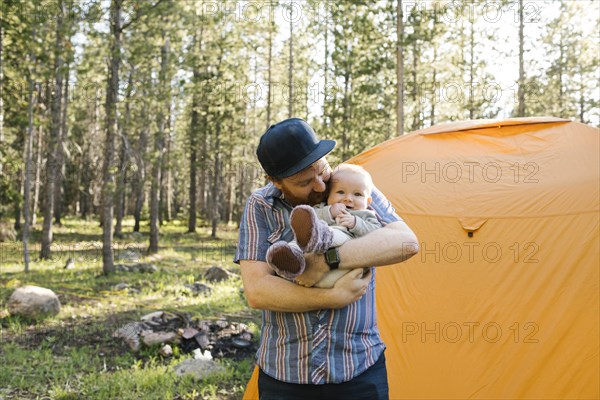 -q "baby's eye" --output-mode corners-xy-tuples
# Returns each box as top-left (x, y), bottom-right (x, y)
(354, 193), (363, 197)
(336, 190), (344, 194)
